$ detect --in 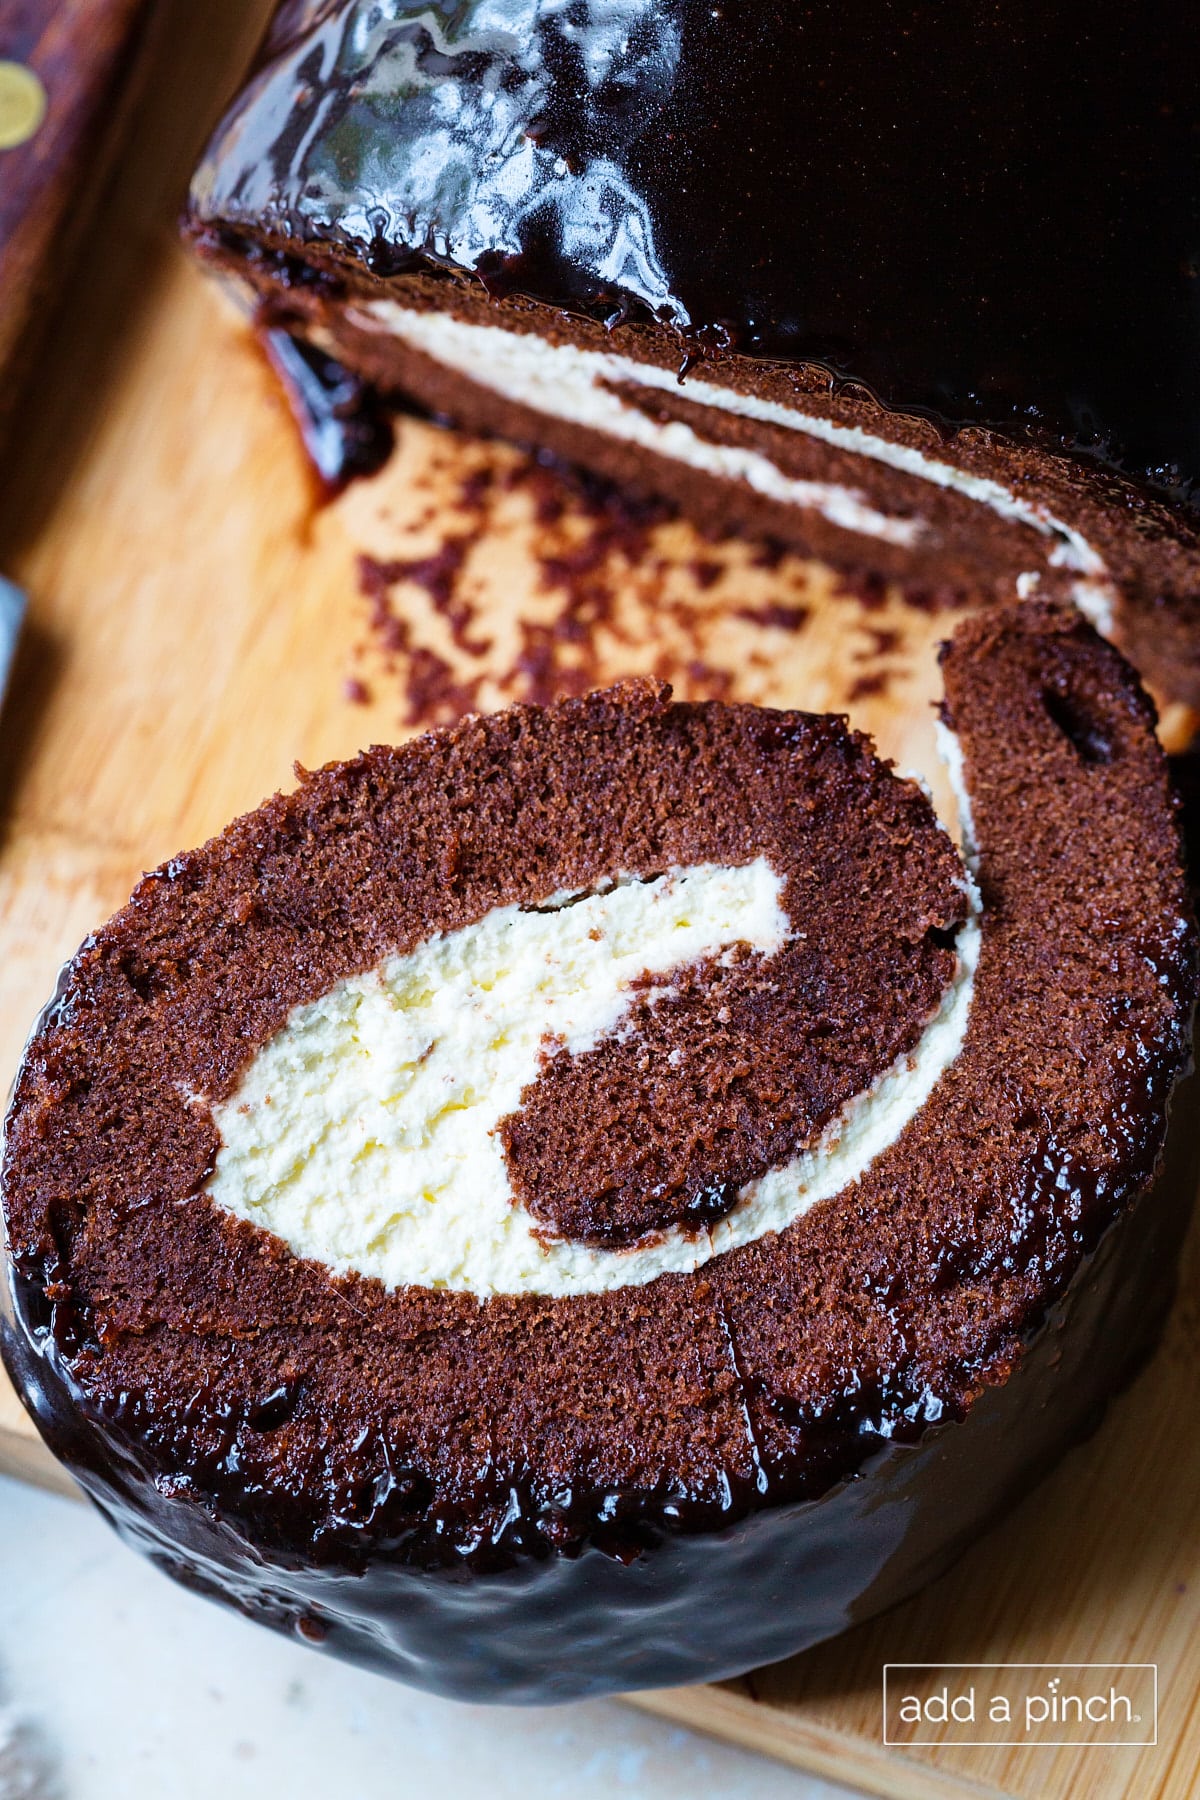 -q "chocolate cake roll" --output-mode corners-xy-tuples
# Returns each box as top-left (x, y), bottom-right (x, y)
(185, 1), (1200, 712)
(2, 604), (1196, 1700)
